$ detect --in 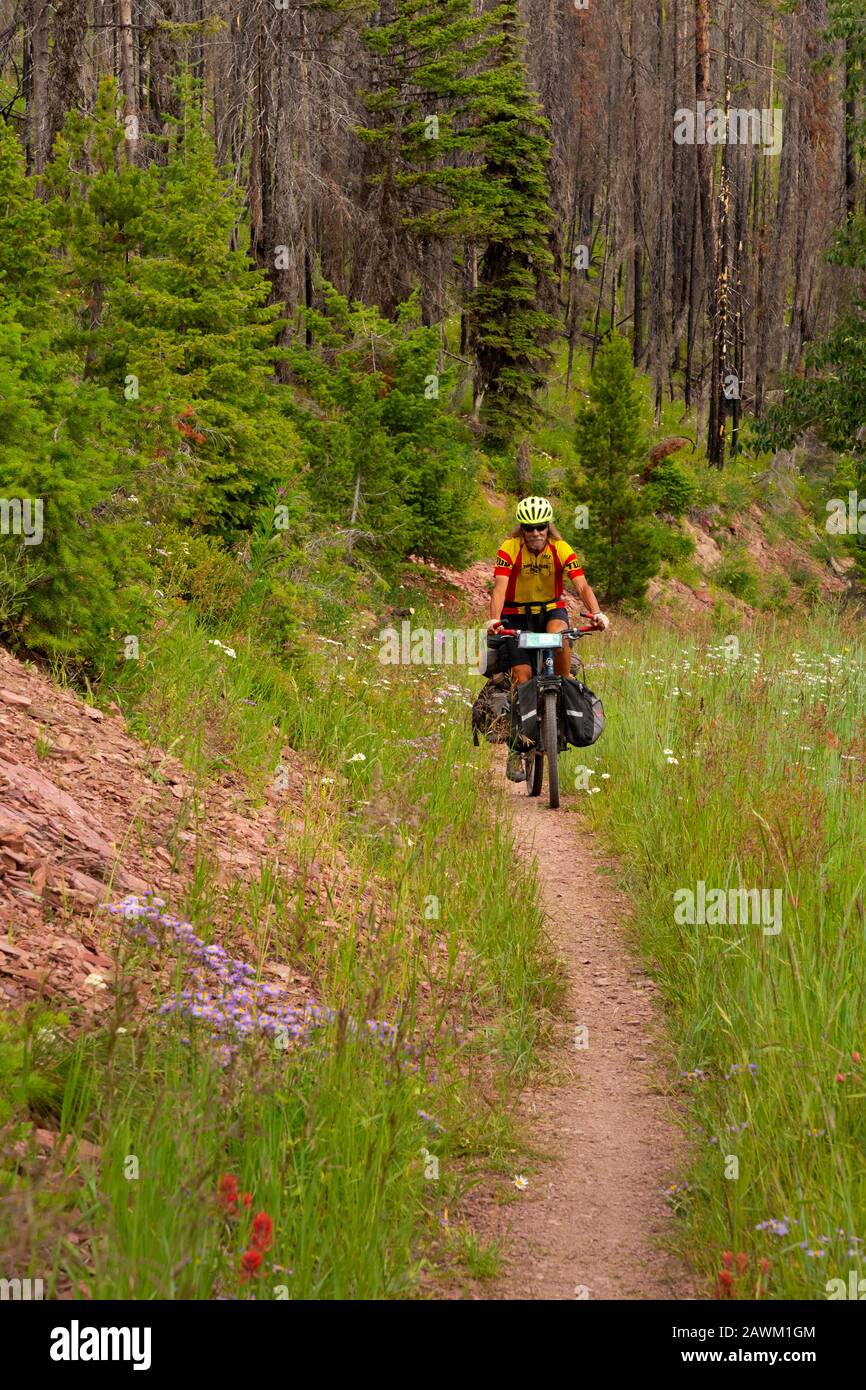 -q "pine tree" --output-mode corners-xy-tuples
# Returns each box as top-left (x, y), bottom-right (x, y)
(114, 85), (297, 533)
(0, 118), (148, 666)
(44, 77), (301, 535)
(466, 1), (557, 449)
(360, 0), (556, 448)
(284, 283), (476, 566)
(573, 336), (659, 607)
